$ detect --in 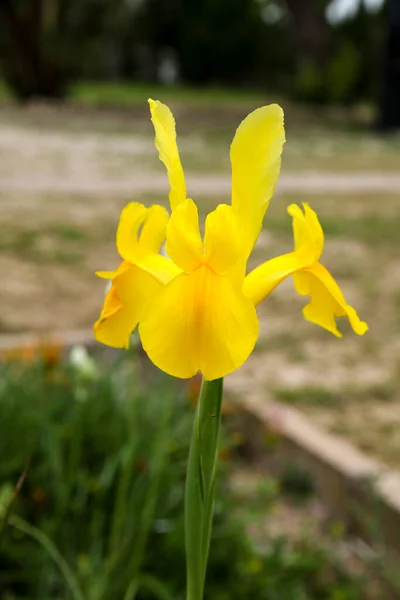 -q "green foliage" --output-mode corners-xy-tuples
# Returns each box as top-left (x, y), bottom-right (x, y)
(326, 41), (361, 104)
(0, 0), (385, 104)
(279, 464), (316, 502)
(0, 0), (128, 99)
(294, 60), (326, 103)
(0, 356), (370, 599)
